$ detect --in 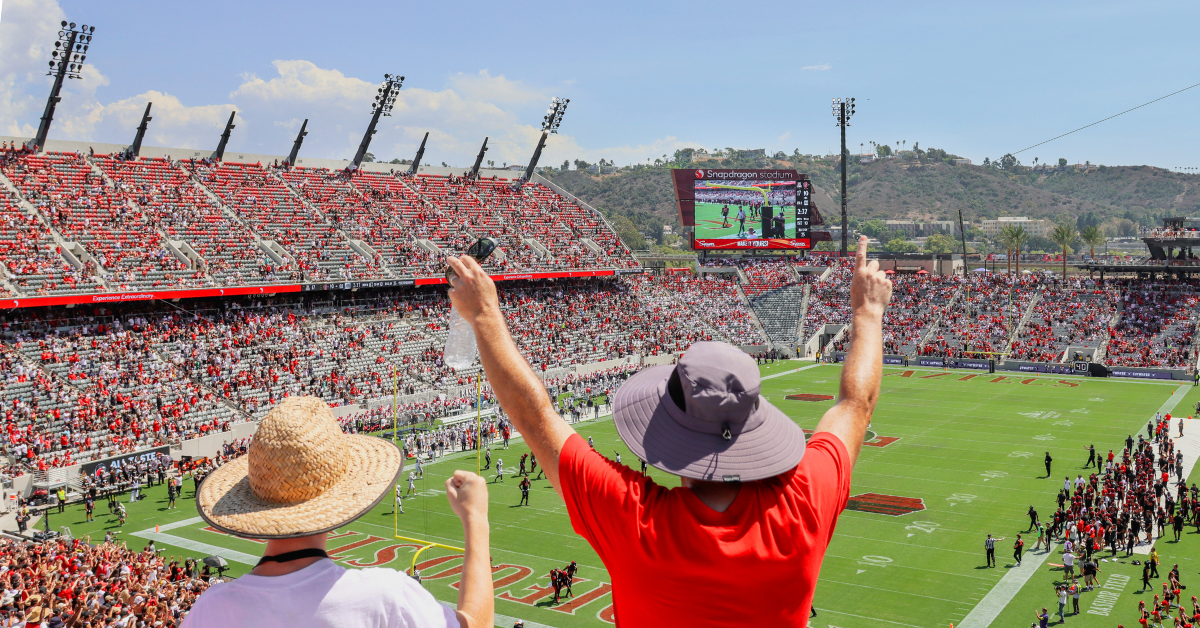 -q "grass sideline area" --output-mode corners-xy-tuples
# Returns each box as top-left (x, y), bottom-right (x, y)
(43, 364), (1199, 628)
